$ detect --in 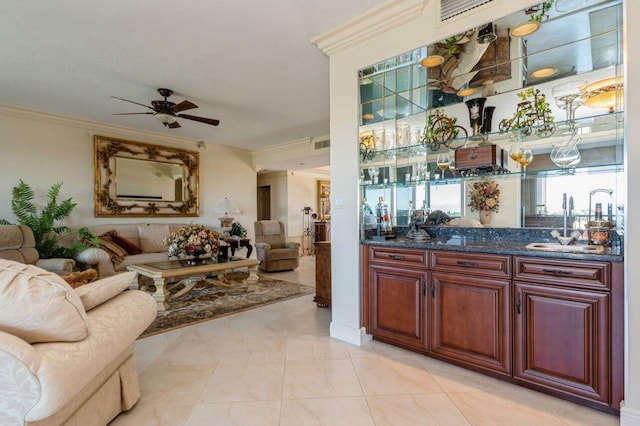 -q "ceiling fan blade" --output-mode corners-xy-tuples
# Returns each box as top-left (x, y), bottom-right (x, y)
(111, 96), (155, 110)
(171, 100), (198, 113)
(112, 112), (154, 115)
(177, 114), (220, 126)
(168, 122), (181, 129)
